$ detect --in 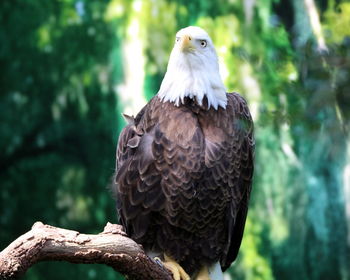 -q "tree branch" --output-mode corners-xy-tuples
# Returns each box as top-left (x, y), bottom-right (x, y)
(0, 222), (172, 280)
(303, 0), (328, 52)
